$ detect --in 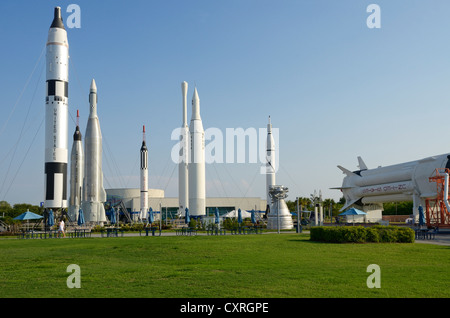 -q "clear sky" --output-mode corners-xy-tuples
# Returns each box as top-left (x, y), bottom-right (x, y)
(2, 0), (450, 207)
